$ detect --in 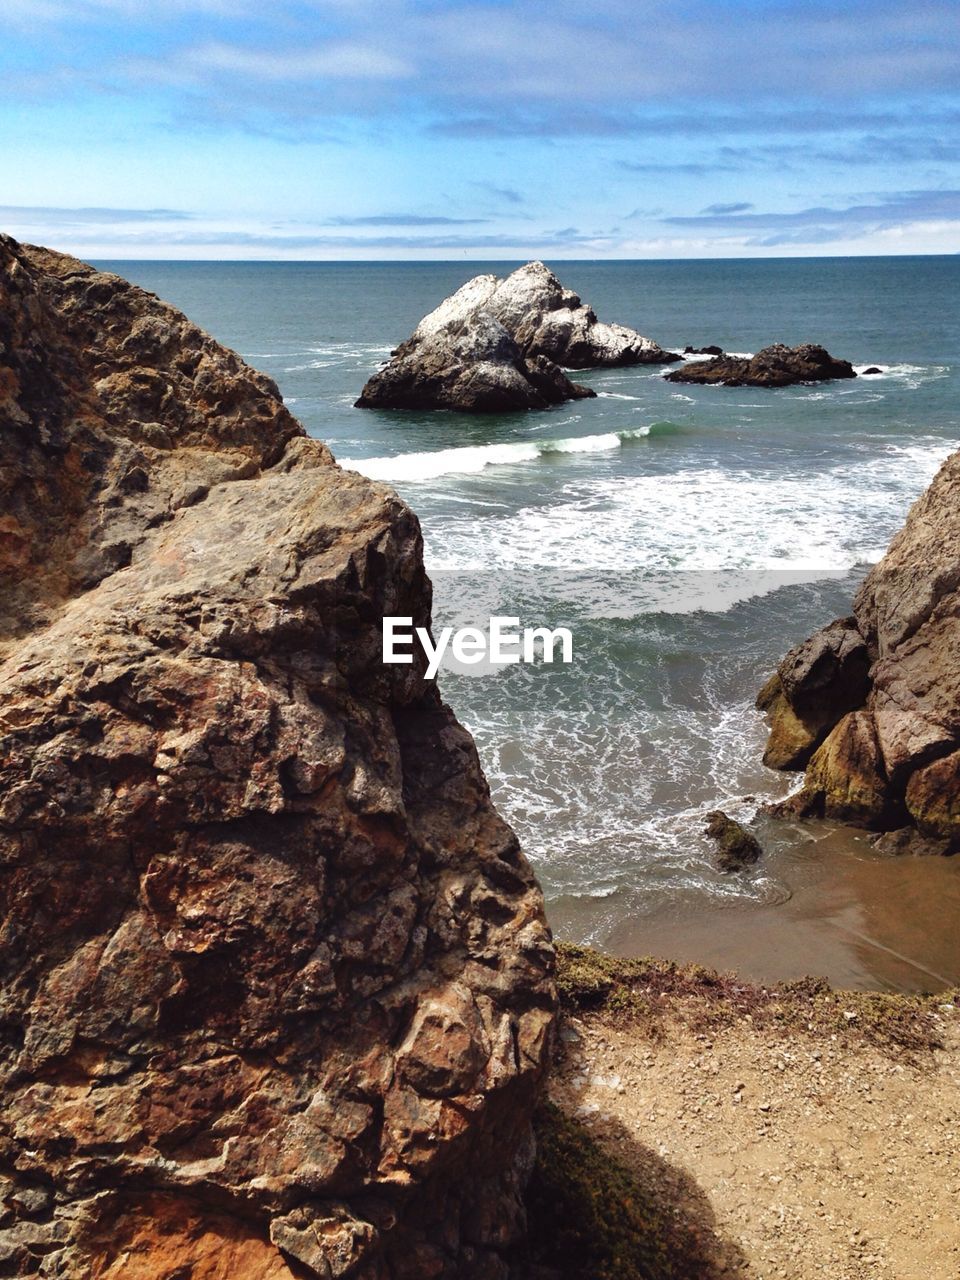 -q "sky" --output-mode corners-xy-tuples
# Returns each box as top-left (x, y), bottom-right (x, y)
(1, 0), (959, 259)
